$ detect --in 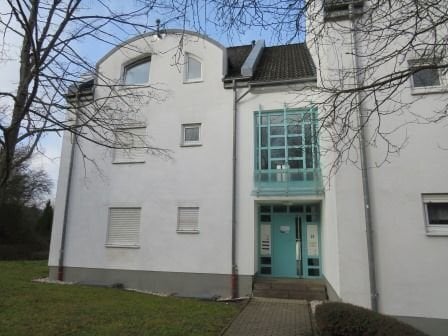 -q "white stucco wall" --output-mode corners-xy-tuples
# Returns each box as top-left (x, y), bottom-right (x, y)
(49, 32), (234, 276)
